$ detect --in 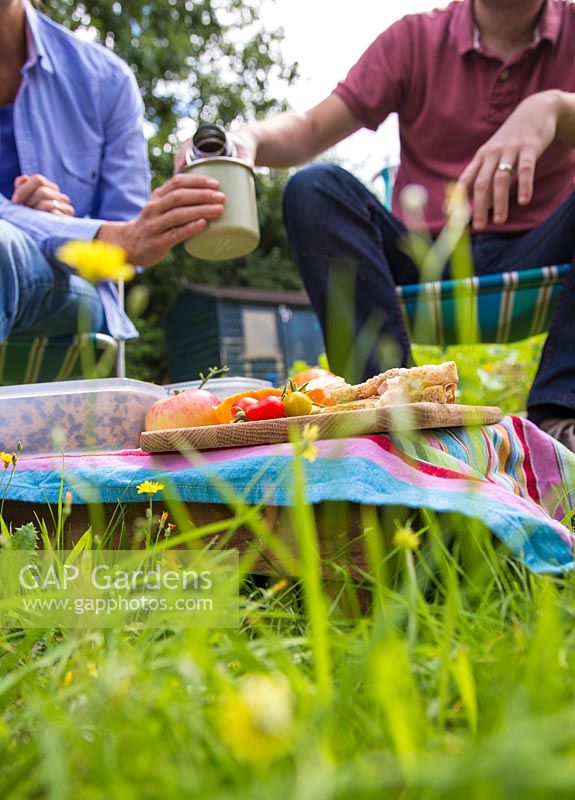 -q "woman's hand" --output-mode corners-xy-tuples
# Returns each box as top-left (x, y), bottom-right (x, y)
(12, 174), (75, 216)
